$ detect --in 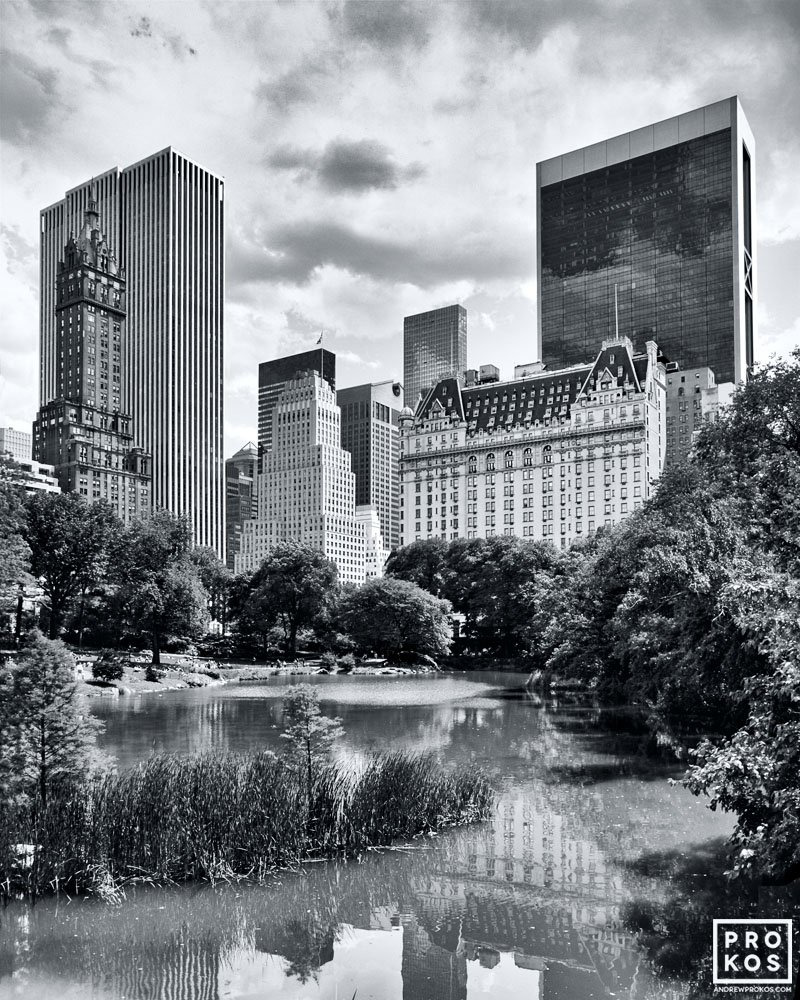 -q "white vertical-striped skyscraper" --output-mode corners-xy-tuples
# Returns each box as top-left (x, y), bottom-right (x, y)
(39, 148), (225, 552)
